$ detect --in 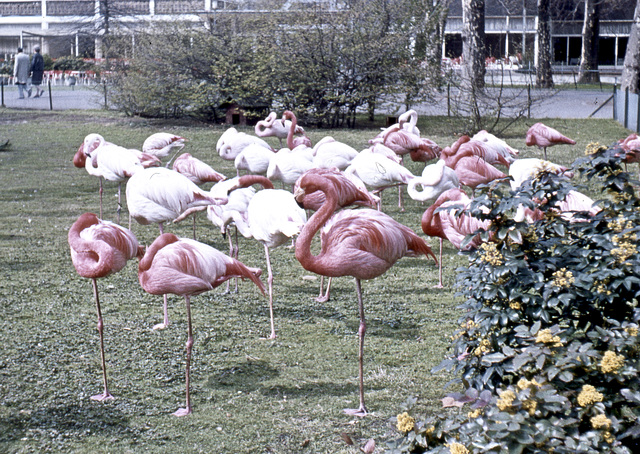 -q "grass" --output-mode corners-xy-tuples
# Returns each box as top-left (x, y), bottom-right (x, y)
(0, 109), (632, 453)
